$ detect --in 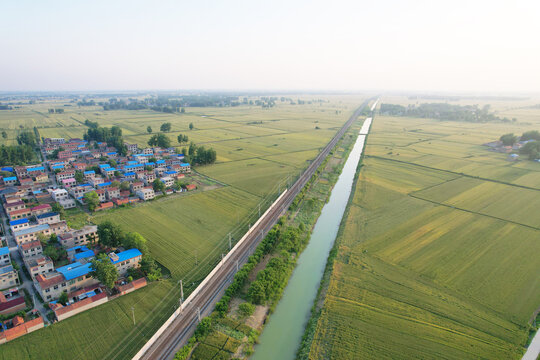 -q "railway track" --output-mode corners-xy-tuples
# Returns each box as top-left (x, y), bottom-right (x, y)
(135, 99), (372, 360)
